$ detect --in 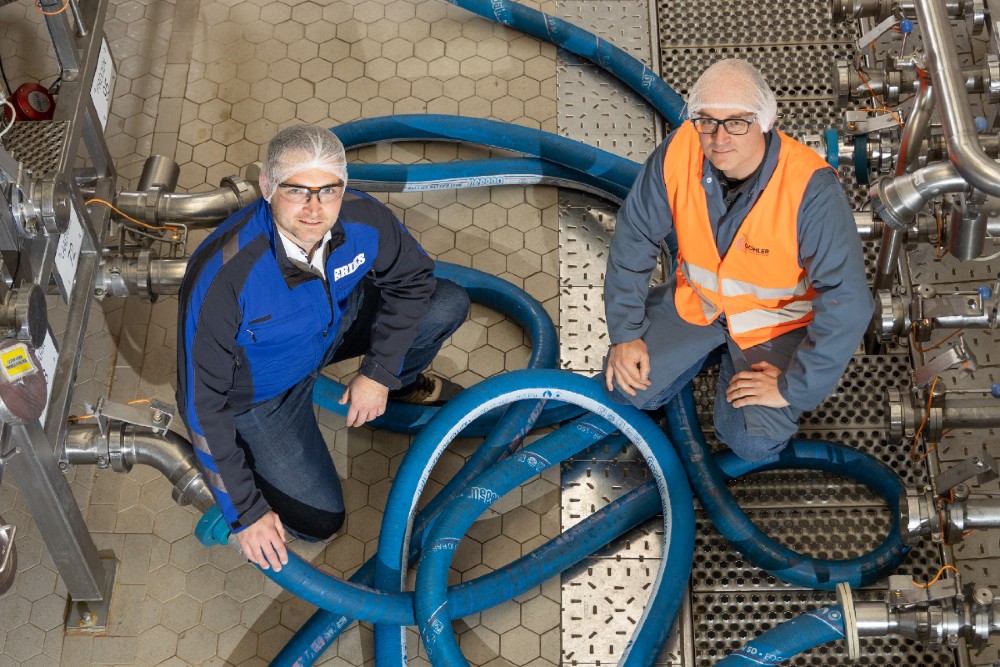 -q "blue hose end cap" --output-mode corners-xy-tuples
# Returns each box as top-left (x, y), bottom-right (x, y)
(979, 285), (993, 300)
(195, 505), (231, 546)
(975, 116), (989, 132)
(899, 19), (913, 33)
(824, 128), (839, 169)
